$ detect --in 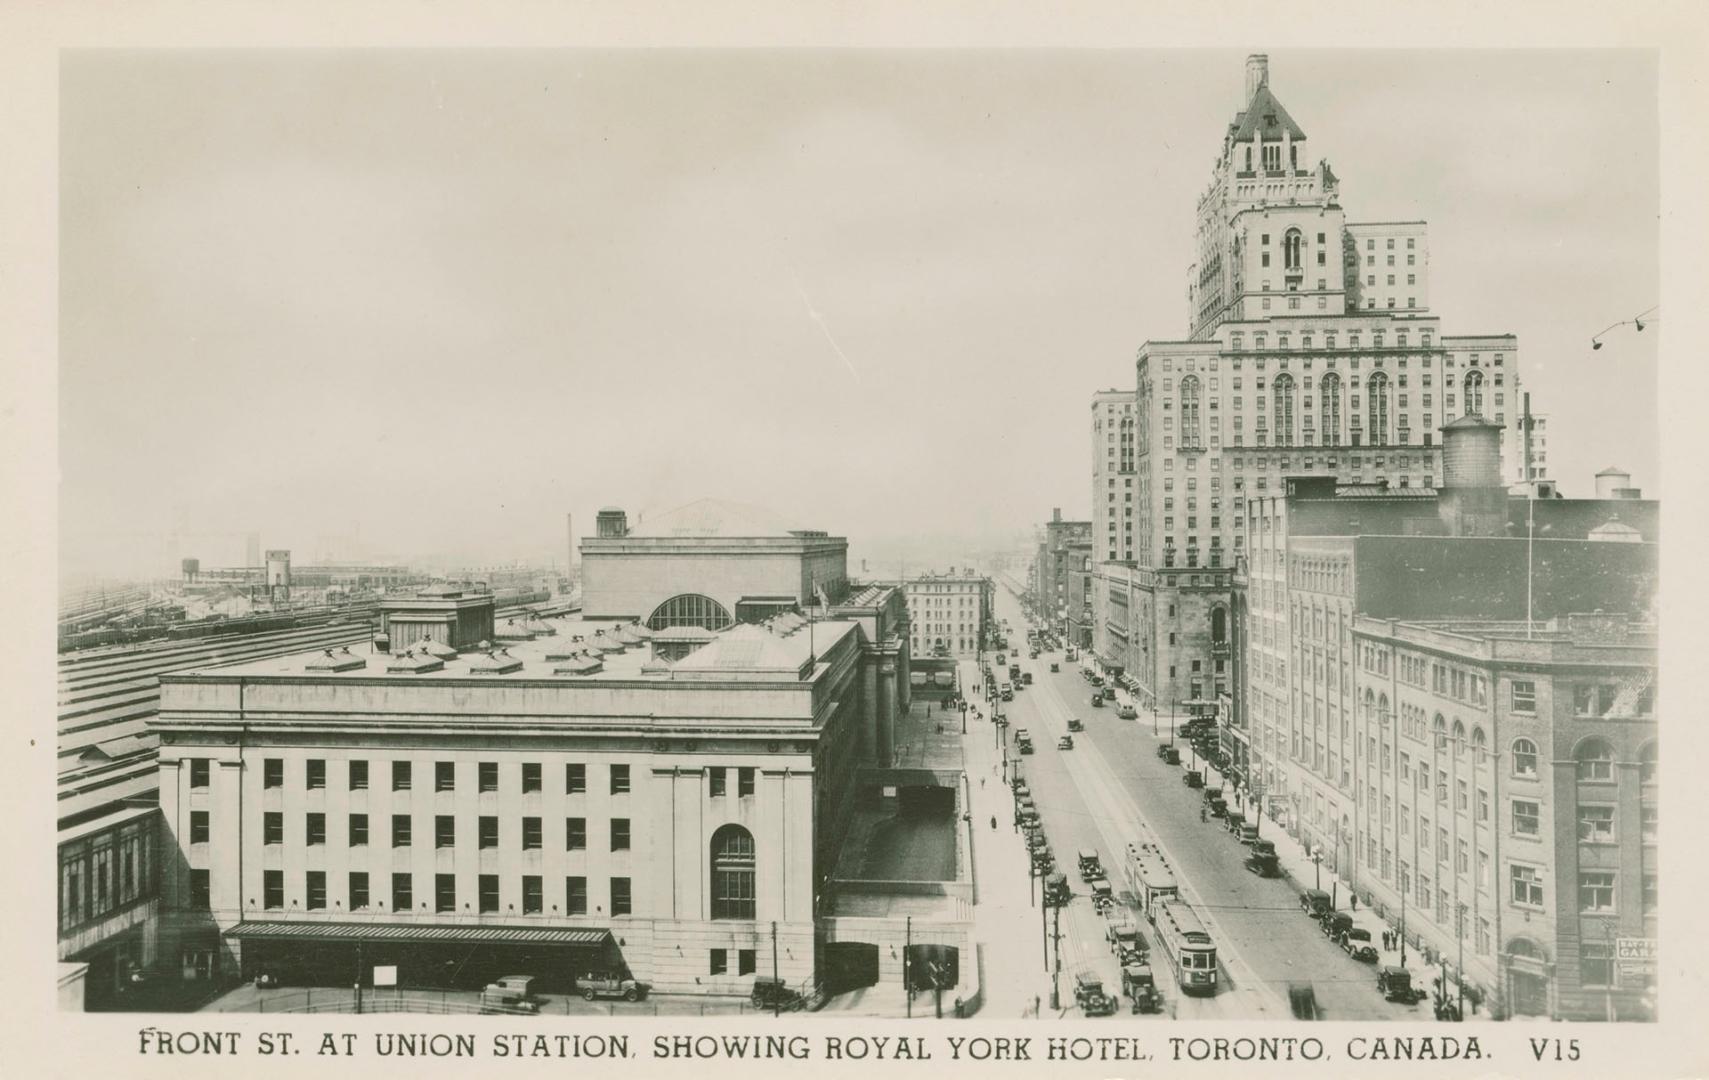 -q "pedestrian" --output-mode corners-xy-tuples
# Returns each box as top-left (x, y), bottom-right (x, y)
(1351, 894), (1358, 911)
(990, 816), (997, 830)
(980, 776), (986, 789)
(1033, 994), (1041, 1018)
(1200, 807), (1207, 823)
